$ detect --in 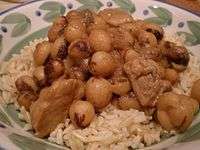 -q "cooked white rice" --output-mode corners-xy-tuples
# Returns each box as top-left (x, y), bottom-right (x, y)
(48, 105), (165, 149)
(0, 34), (200, 149)
(0, 38), (46, 129)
